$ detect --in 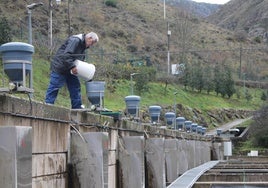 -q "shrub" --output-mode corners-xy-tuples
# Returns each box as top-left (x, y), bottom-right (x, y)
(250, 105), (268, 148)
(0, 17), (12, 45)
(254, 36), (262, 43)
(261, 91), (267, 101)
(105, 0), (117, 8)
